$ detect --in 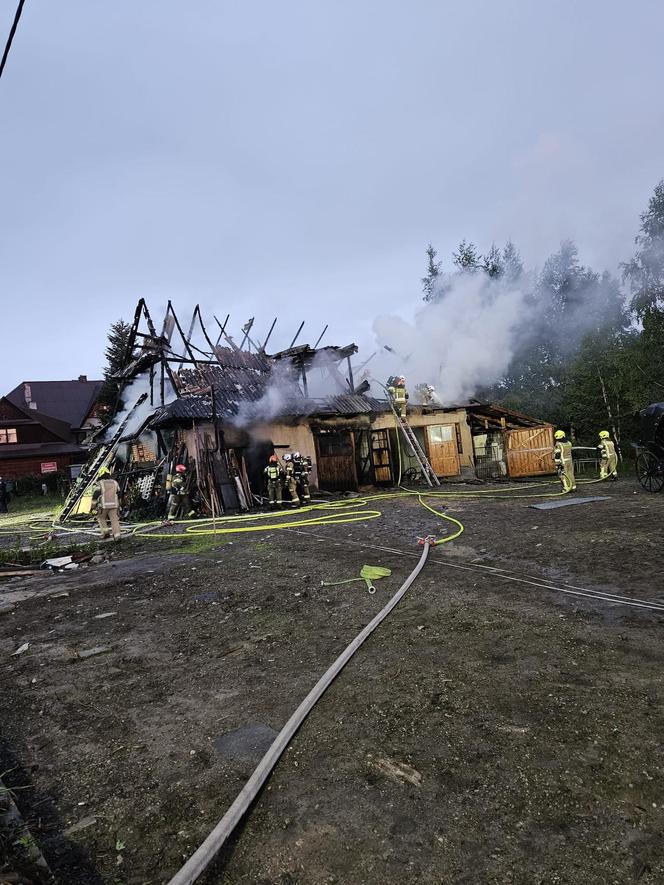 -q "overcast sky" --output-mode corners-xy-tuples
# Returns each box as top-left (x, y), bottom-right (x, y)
(2, 0), (663, 391)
